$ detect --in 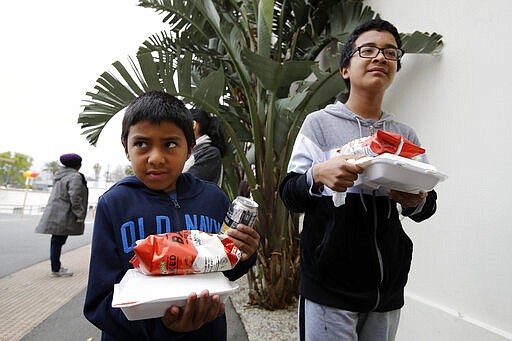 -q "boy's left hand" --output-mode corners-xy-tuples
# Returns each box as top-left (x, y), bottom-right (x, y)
(226, 224), (260, 262)
(389, 189), (426, 208)
(161, 290), (225, 332)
